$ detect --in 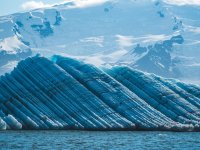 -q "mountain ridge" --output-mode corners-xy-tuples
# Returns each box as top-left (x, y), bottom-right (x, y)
(0, 0), (199, 84)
